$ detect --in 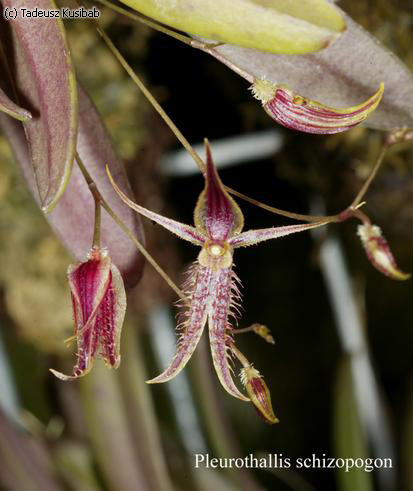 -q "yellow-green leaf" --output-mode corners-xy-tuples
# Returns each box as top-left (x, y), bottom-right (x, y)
(119, 0), (345, 55)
